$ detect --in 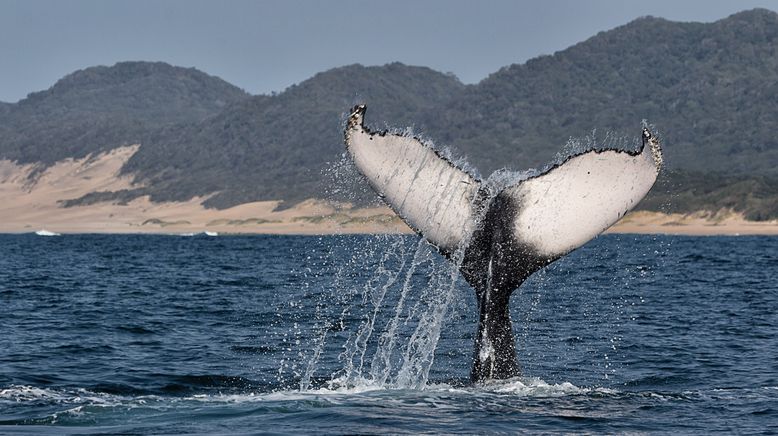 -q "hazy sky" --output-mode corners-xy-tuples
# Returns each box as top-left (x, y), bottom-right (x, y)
(1, 0), (777, 102)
